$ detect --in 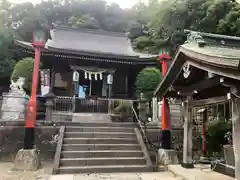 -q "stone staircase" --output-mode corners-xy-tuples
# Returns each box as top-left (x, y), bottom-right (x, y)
(53, 122), (153, 174)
